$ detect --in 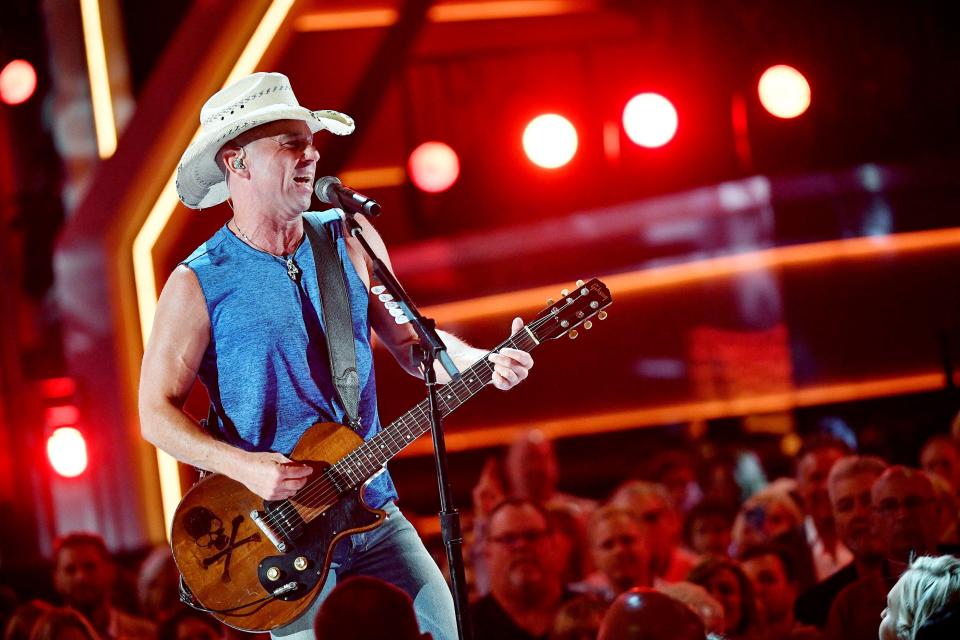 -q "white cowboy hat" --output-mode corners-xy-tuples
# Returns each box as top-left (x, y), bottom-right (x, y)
(175, 72), (355, 209)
